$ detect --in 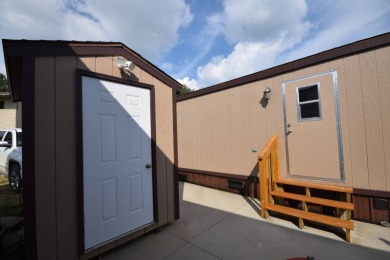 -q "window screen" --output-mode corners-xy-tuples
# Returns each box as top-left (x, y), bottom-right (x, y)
(297, 85), (321, 121)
